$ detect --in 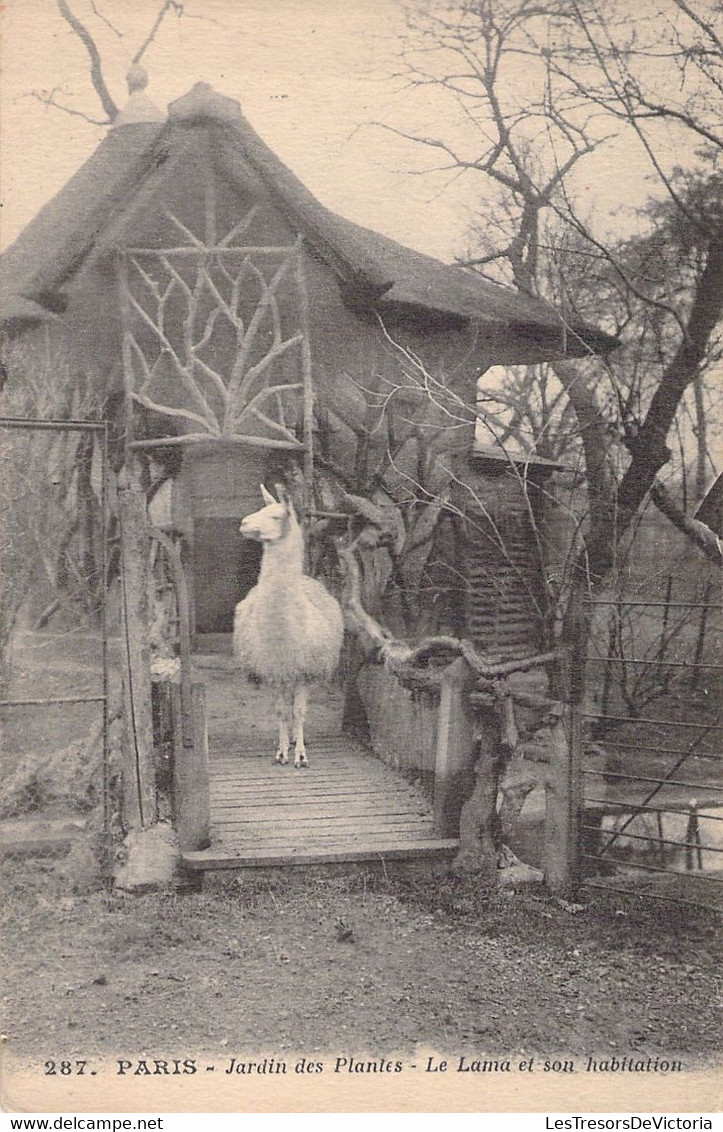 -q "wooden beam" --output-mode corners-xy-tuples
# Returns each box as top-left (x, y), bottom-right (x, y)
(118, 486), (156, 829)
(130, 435), (305, 451)
(125, 245), (298, 256)
(433, 658), (477, 838)
(181, 839), (459, 871)
(173, 683), (211, 852)
(544, 708), (574, 895)
(544, 639), (584, 895)
(452, 703), (499, 879)
(296, 252), (315, 522)
(148, 528), (193, 746)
